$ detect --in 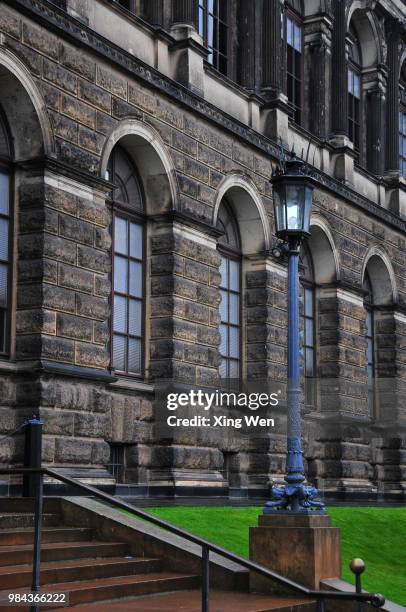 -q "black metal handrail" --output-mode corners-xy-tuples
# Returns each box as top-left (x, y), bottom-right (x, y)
(0, 467), (385, 612)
